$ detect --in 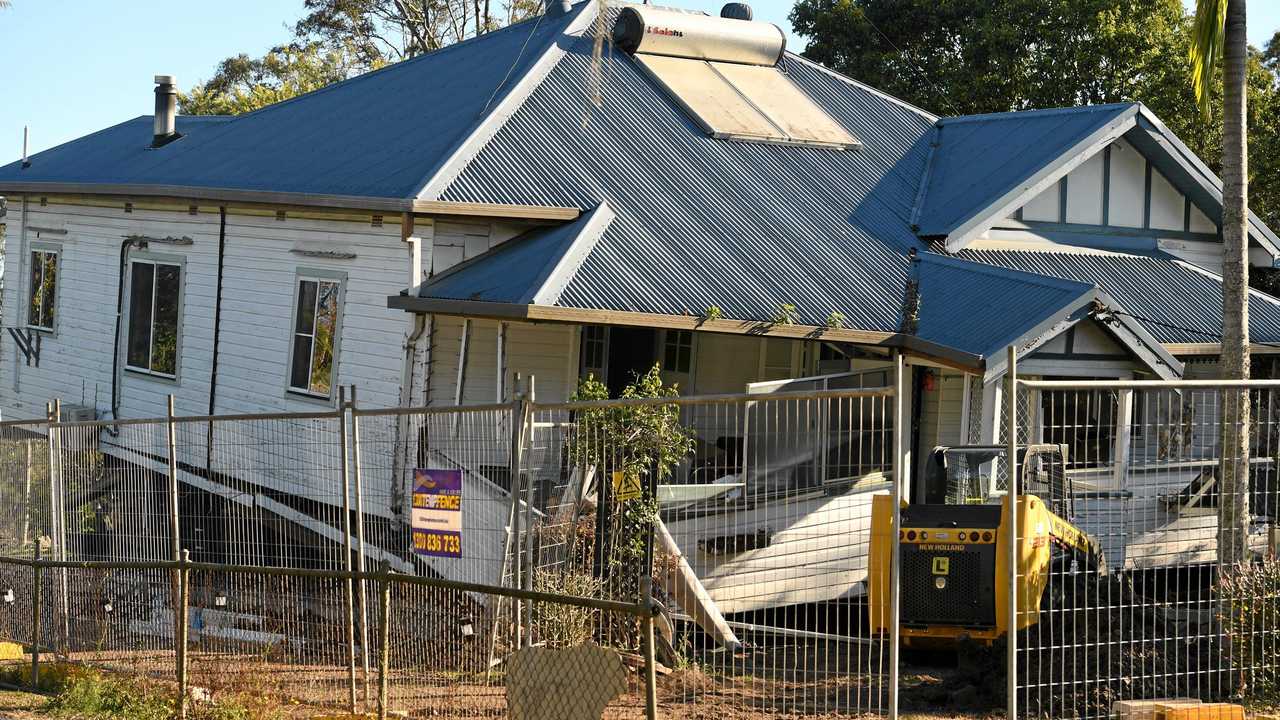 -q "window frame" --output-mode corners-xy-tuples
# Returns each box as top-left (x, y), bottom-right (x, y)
(286, 269), (347, 403)
(123, 251), (186, 382)
(26, 242), (62, 335)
